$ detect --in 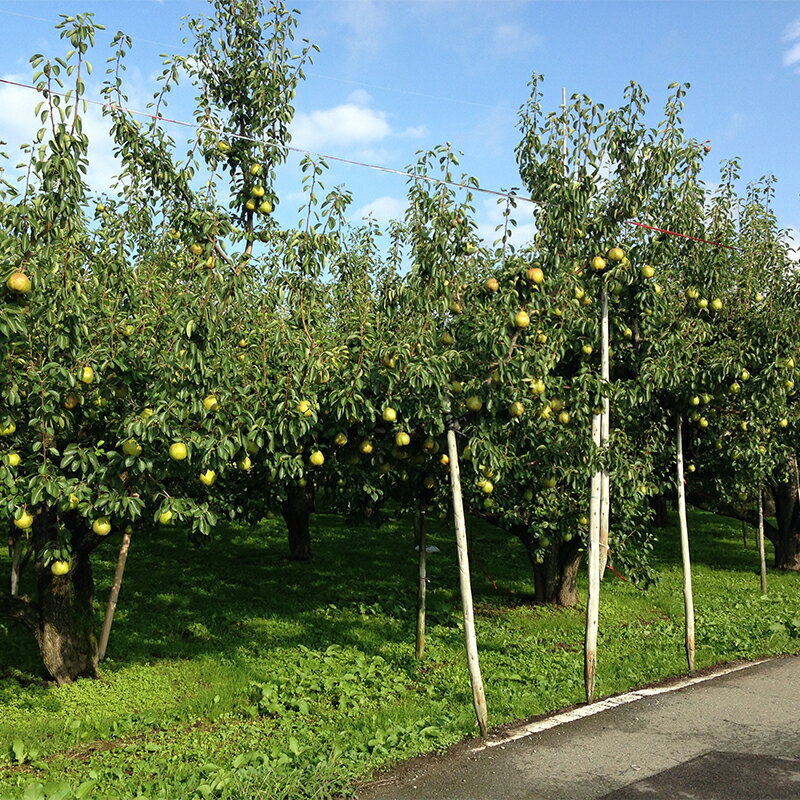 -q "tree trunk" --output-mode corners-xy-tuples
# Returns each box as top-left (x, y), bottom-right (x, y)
(1, 509), (99, 684)
(36, 549), (99, 684)
(688, 458), (800, 571)
(649, 495), (669, 527)
(771, 478), (800, 570)
(282, 482), (314, 560)
(554, 537), (582, 606)
(512, 525), (582, 607)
